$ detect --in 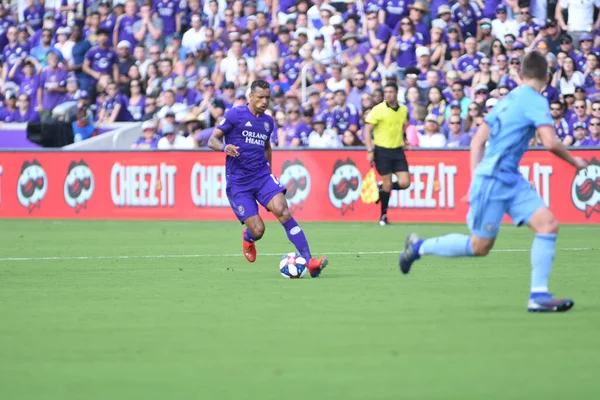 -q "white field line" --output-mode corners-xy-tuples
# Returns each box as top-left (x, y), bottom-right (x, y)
(0, 248), (593, 262)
